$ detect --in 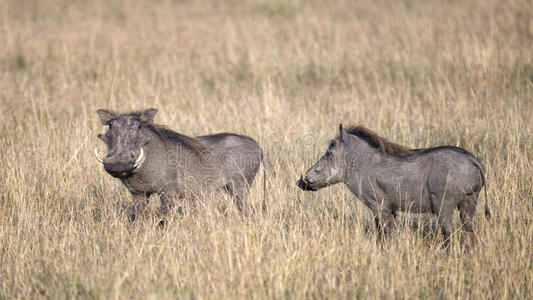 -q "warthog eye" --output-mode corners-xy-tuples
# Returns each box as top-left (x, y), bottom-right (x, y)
(329, 141), (336, 149)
